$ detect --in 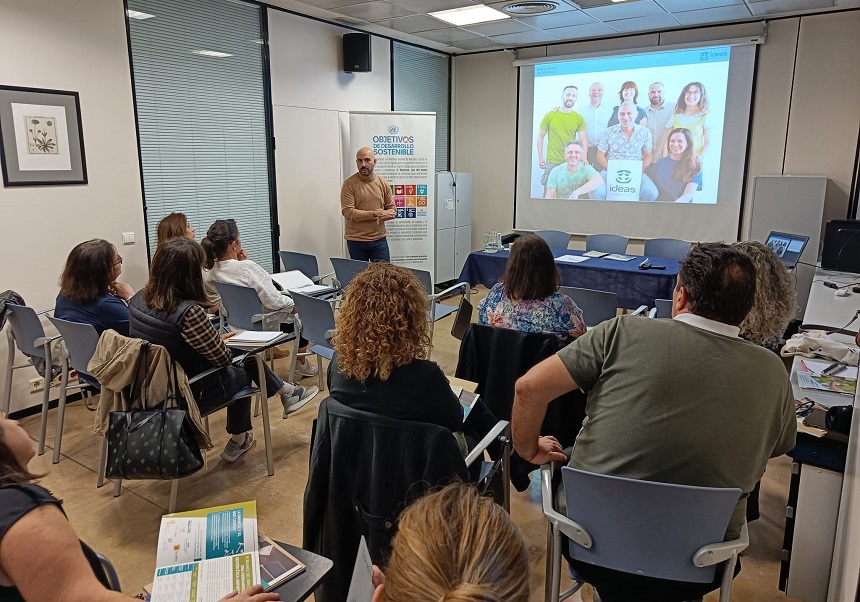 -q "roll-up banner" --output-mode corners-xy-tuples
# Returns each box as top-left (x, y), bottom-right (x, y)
(341, 111), (436, 280)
